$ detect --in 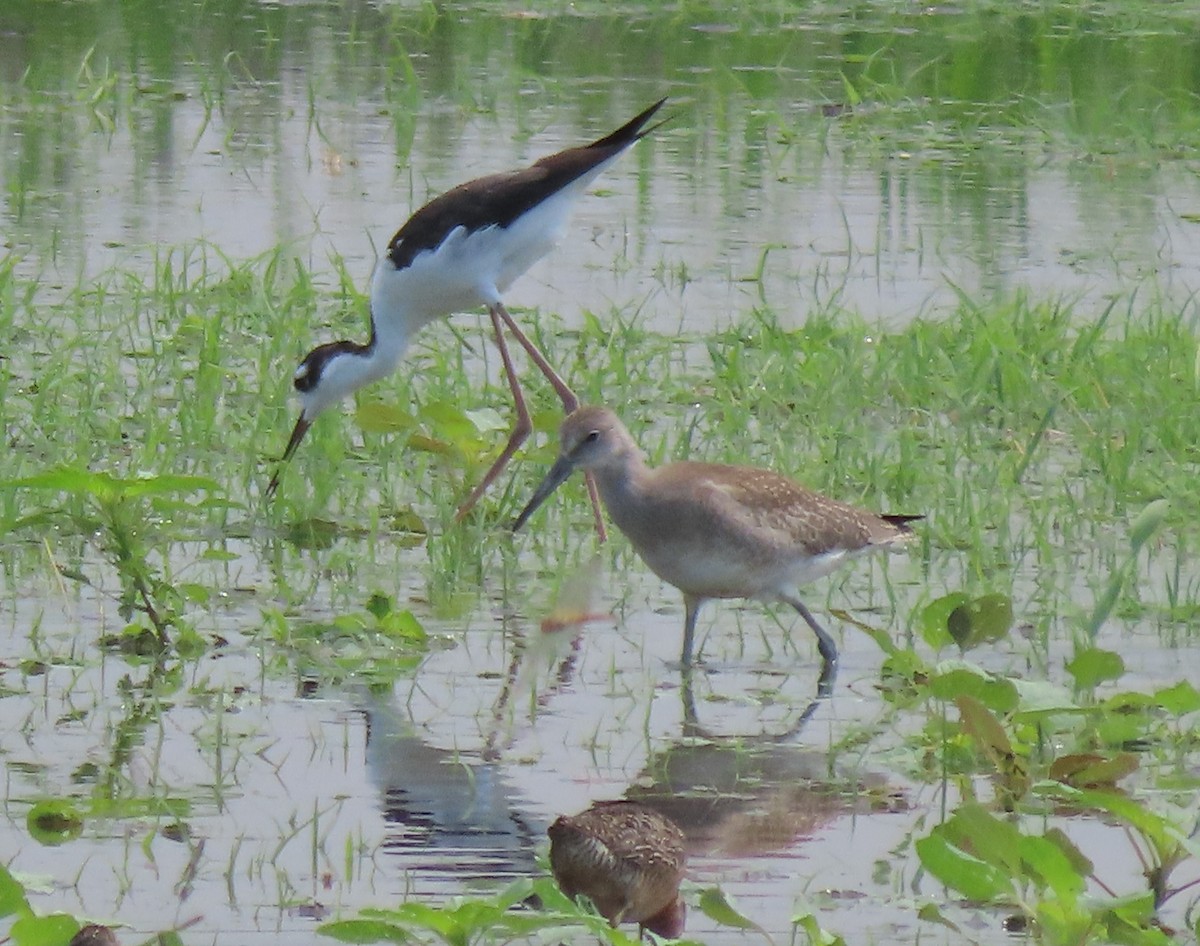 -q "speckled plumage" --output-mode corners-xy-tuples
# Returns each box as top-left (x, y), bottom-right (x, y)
(549, 801), (687, 938)
(514, 406), (920, 678)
